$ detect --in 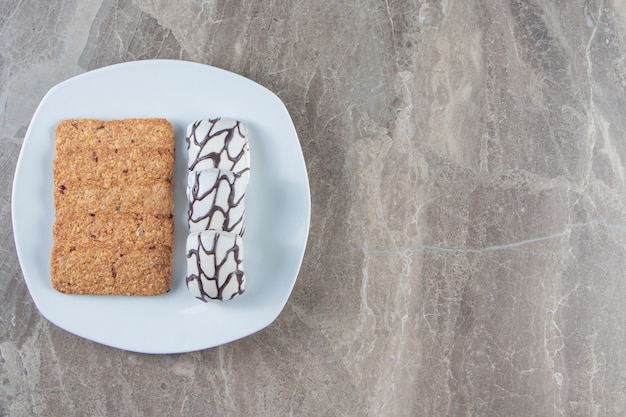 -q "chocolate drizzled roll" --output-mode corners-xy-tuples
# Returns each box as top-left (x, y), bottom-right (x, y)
(186, 168), (249, 235)
(186, 118), (250, 174)
(186, 231), (245, 302)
